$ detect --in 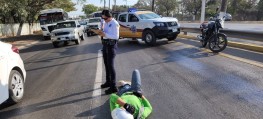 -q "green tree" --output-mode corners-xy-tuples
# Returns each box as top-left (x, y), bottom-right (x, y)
(133, 0), (152, 10)
(155, 0), (177, 16)
(257, 0), (263, 20)
(83, 4), (98, 16)
(44, 0), (76, 12)
(181, 0), (202, 20)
